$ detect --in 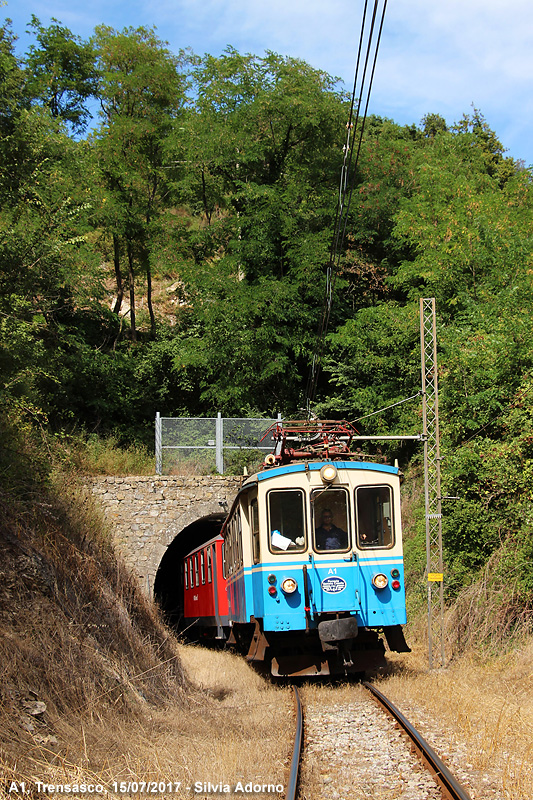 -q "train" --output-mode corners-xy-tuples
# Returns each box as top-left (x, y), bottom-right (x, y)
(182, 420), (410, 677)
